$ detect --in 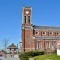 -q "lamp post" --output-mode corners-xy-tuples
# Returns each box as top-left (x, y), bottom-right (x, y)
(20, 42), (22, 52)
(17, 44), (18, 56)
